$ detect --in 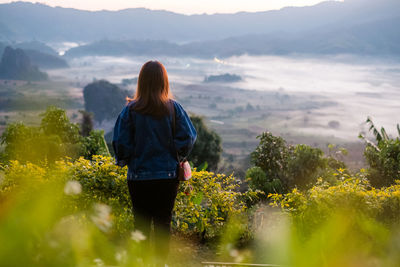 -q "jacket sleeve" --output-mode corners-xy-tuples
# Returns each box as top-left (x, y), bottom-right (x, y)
(112, 105), (135, 167)
(173, 101), (197, 161)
